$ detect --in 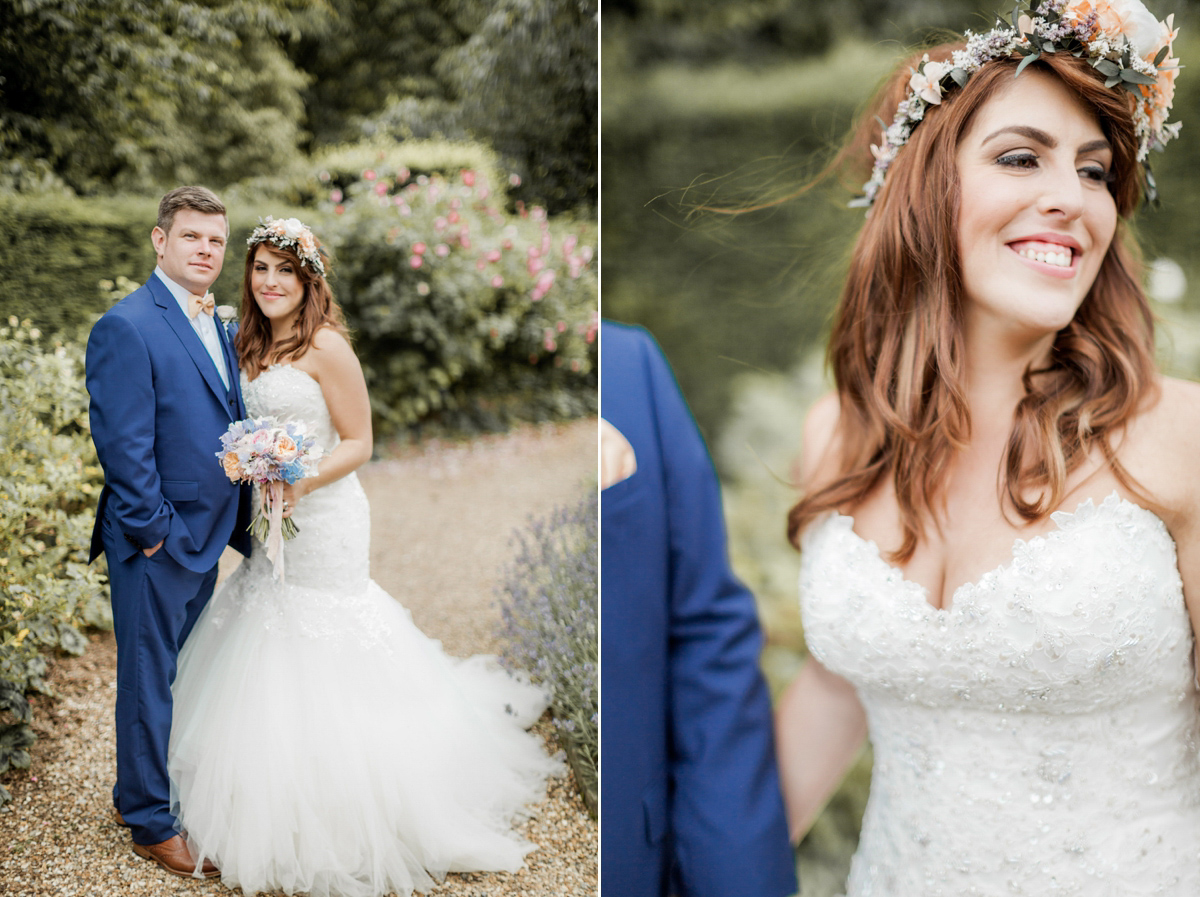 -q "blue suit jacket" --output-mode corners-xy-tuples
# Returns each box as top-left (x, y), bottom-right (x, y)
(87, 272), (252, 572)
(600, 322), (797, 897)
